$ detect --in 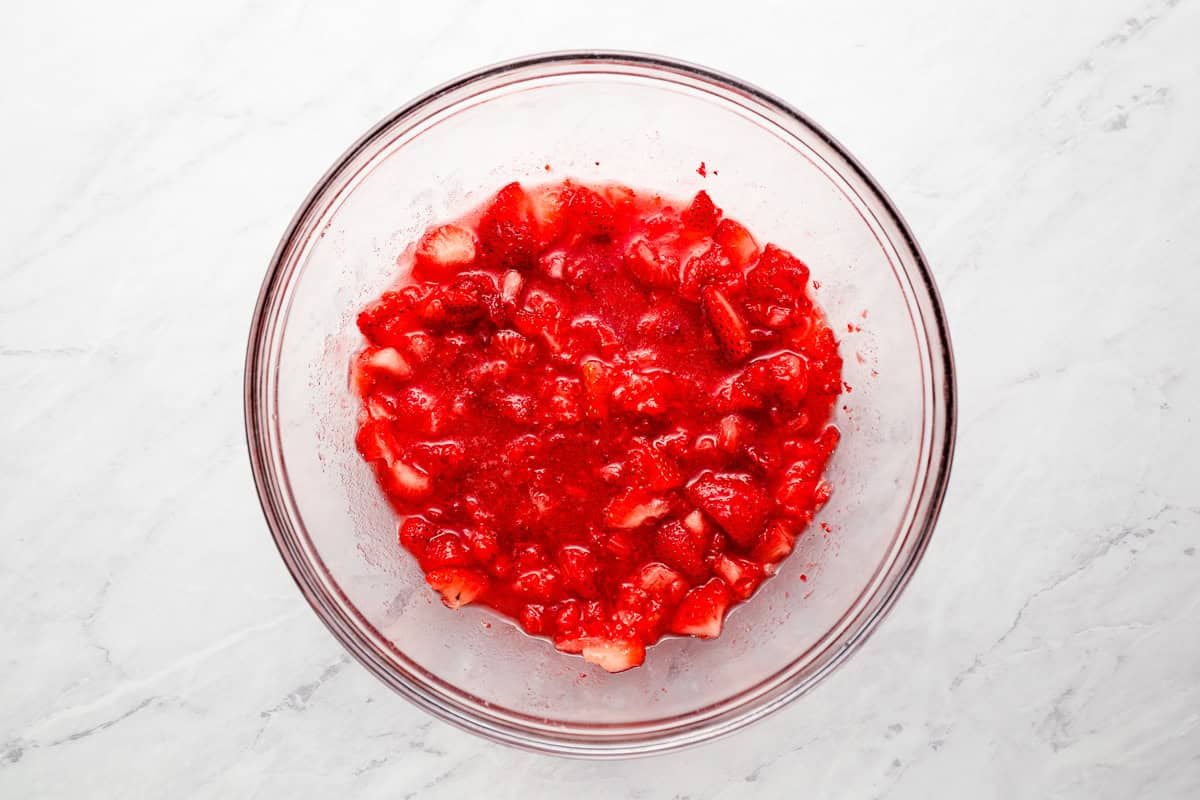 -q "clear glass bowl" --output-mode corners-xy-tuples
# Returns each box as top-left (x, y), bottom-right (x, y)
(244, 52), (956, 757)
